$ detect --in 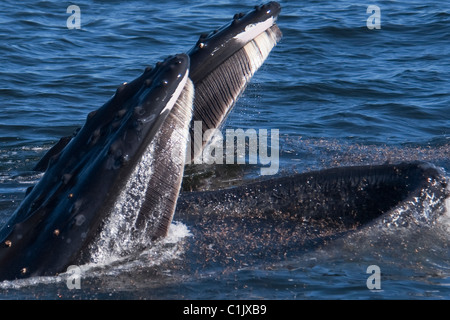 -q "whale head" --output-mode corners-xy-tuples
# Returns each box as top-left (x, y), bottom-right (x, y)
(0, 54), (193, 280)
